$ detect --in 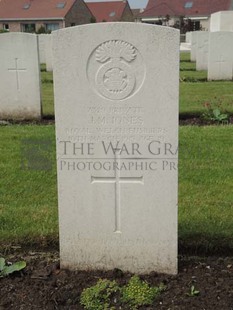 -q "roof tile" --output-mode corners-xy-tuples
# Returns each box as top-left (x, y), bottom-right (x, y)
(86, 1), (127, 22)
(140, 0), (231, 17)
(0, 0), (76, 19)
